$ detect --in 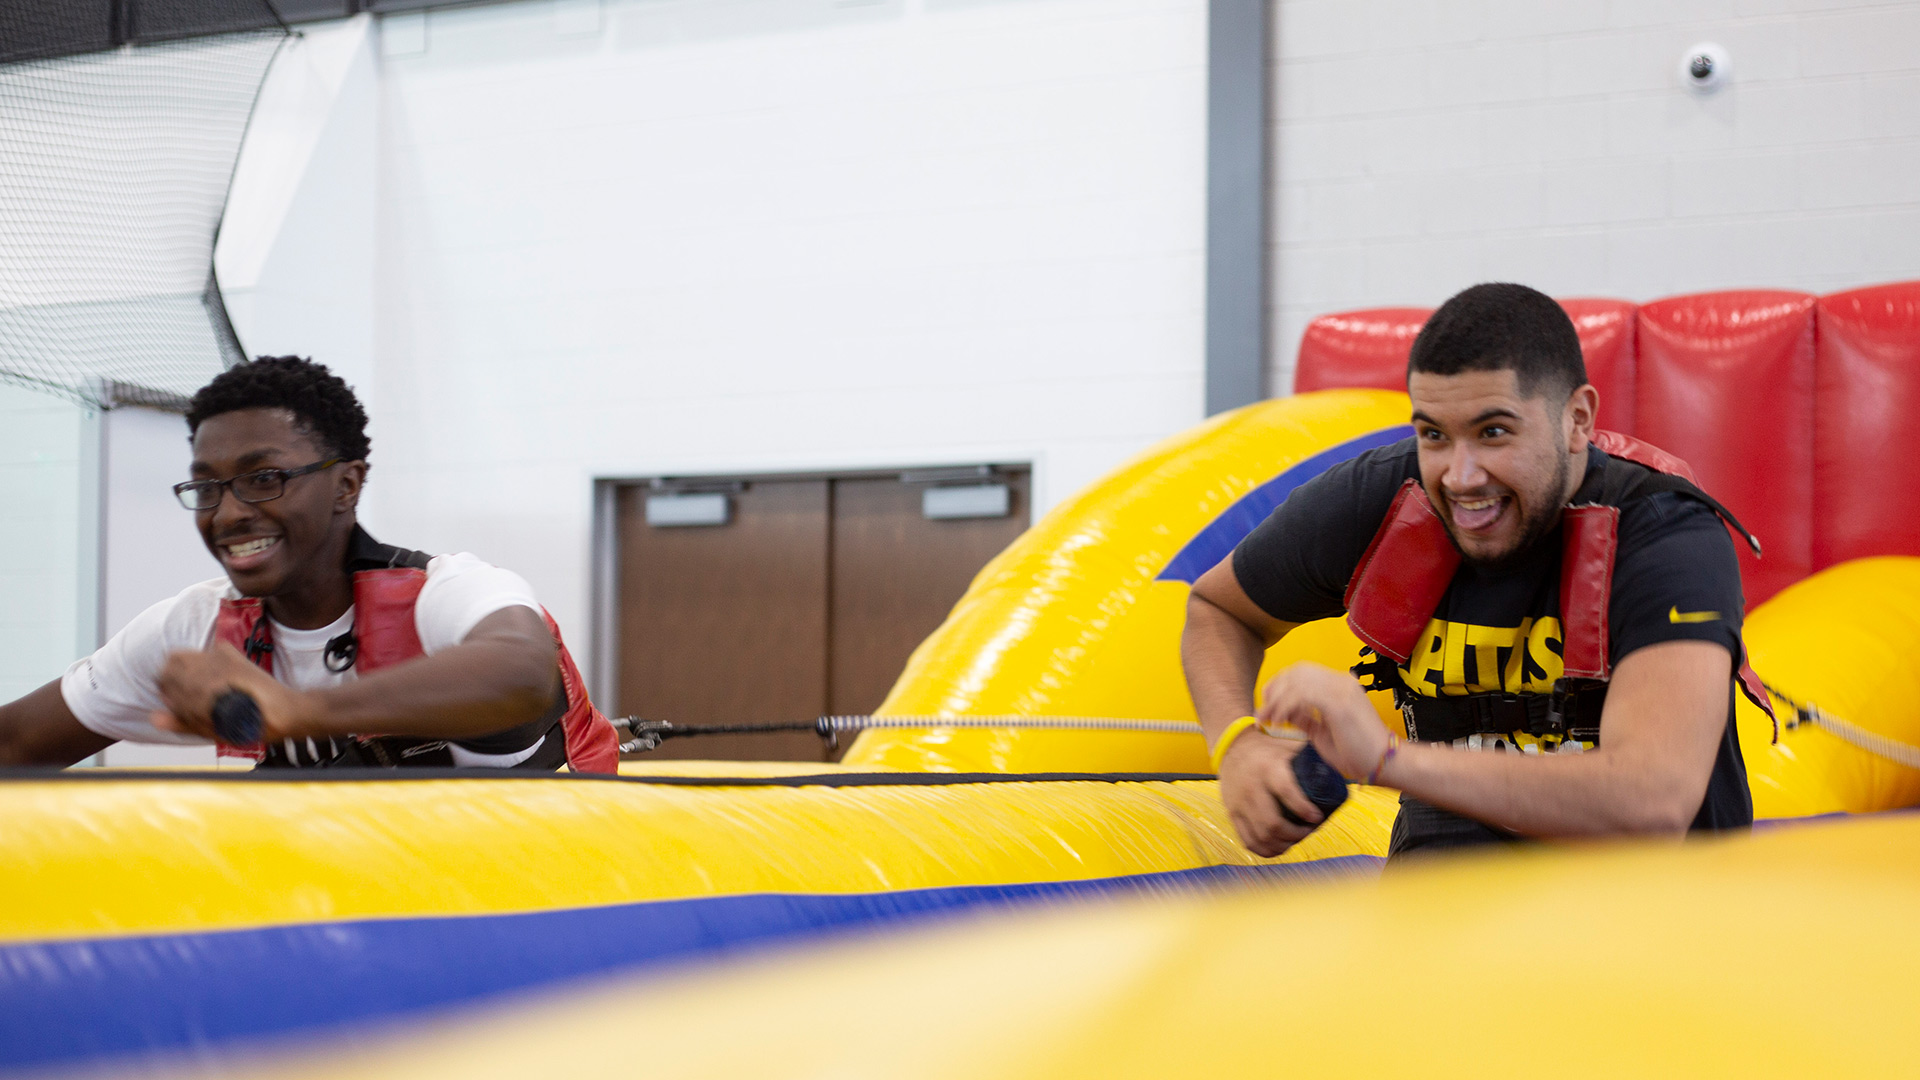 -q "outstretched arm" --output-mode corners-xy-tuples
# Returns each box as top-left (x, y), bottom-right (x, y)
(1266, 639), (1732, 838)
(1182, 557), (1324, 856)
(0, 680), (114, 767)
(153, 606), (561, 744)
